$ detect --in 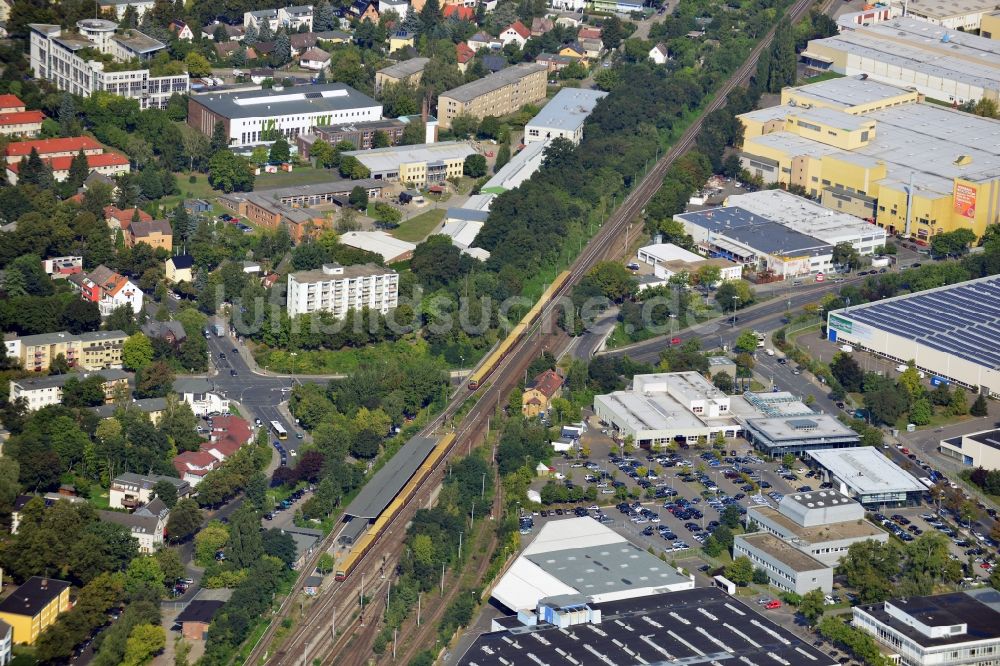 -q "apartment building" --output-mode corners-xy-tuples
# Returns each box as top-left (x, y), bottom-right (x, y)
(2, 330), (126, 372)
(98, 498), (168, 553)
(109, 472), (191, 509)
(69, 265), (144, 316)
(29, 21), (189, 110)
(0, 578), (71, 645)
(127, 218), (173, 251)
(0, 109), (44, 138)
(286, 262), (399, 318)
(243, 5), (314, 32)
(437, 63), (547, 129)
(374, 57), (429, 94)
(9, 369), (130, 411)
